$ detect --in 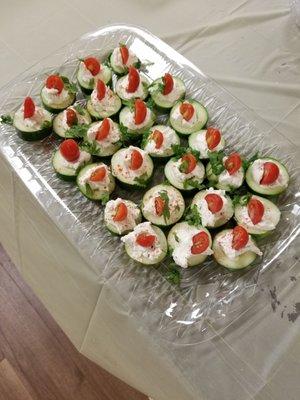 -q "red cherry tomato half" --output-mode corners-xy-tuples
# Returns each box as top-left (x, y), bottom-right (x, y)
(136, 233), (156, 247)
(113, 202), (128, 222)
(179, 102), (194, 121)
(95, 118), (110, 141)
(224, 153), (242, 175)
(155, 196), (165, 216)
(96, 79), (106, 101)
(191, 231), (210, 255)
(205, 193), (224, 214)
(127, 67), (140, 93)
(232, 226), (249, 250)
(181, 153), (197, 174)
(120, 45), (129, 65)
(66, 108), (78, 127)
(23, 97), (35, 119)
(260, 162), (280, 185)
(206, 127), (221, 150)
(134, 99), (147, 125)
(247, 198), (264, 225)
(59, 139), (80, 162)
(84, 57), (101, 76)
(163, 73), (174, 95)
(130, 149), (143, 170)
(151, 130), (164, 149)
(45, 75), (64, 94)
(89, 166), (106, 182)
